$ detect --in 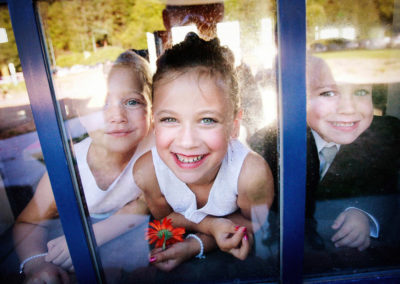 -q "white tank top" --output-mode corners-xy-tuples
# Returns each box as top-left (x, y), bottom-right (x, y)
(152, 139), (249, 223)
(75, 136), (152, 217)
